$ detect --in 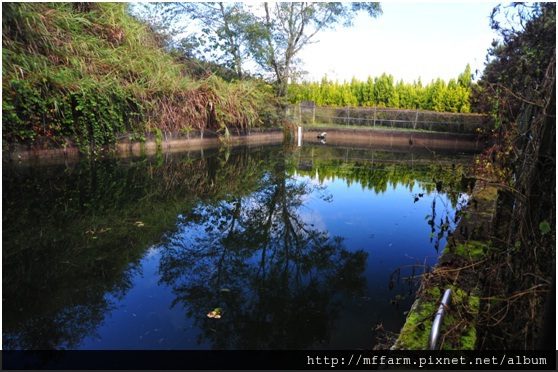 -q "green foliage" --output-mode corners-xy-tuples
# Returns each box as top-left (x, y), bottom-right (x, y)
(468, 4), (555, 350)
(445, 240), (488, 260)
(2, 2), (278, 154)
(150, 3), (382, 99)
(473, 3), (555, 117)
(146, 2), (257, 80)
(3, 75), (143, 153)
(153, 127), (163, 151)
(288, 65), (473, 113)
(251, 2), (383, 98)
(539, 220), (551, 235)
